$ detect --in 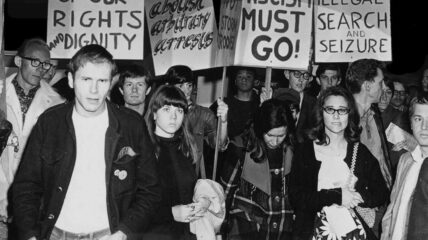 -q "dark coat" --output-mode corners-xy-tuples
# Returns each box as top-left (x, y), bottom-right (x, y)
(407, 157), (428, 240)
(296, 94), (316, 143)
(12, 101), (161, 240)
(289, 141), (389, 240)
